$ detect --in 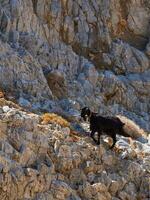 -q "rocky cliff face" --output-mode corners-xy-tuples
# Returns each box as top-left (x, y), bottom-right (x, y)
(0, 97), (149, 200)
(0, 1), (150, 199)
(0, 0), (150, 131)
